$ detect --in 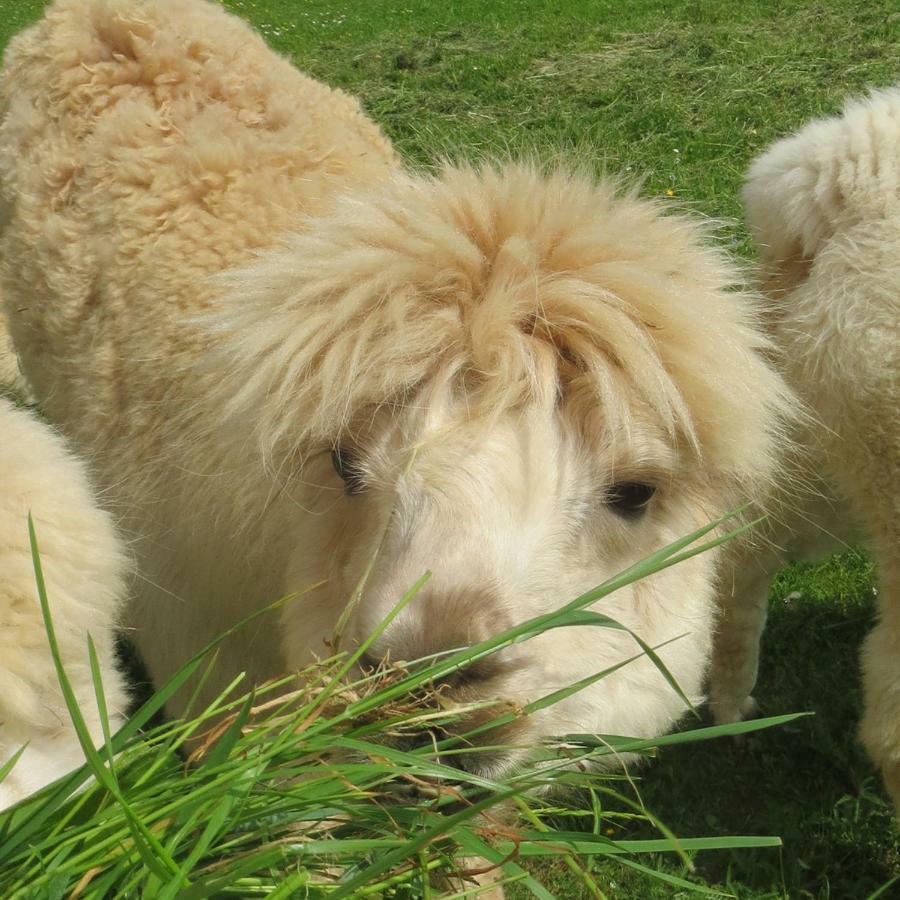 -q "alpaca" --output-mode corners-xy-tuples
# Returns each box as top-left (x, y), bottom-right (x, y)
(709, 88), (900, 811)
(0, 0), (792, 779)
(0, 398), (128, 811)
